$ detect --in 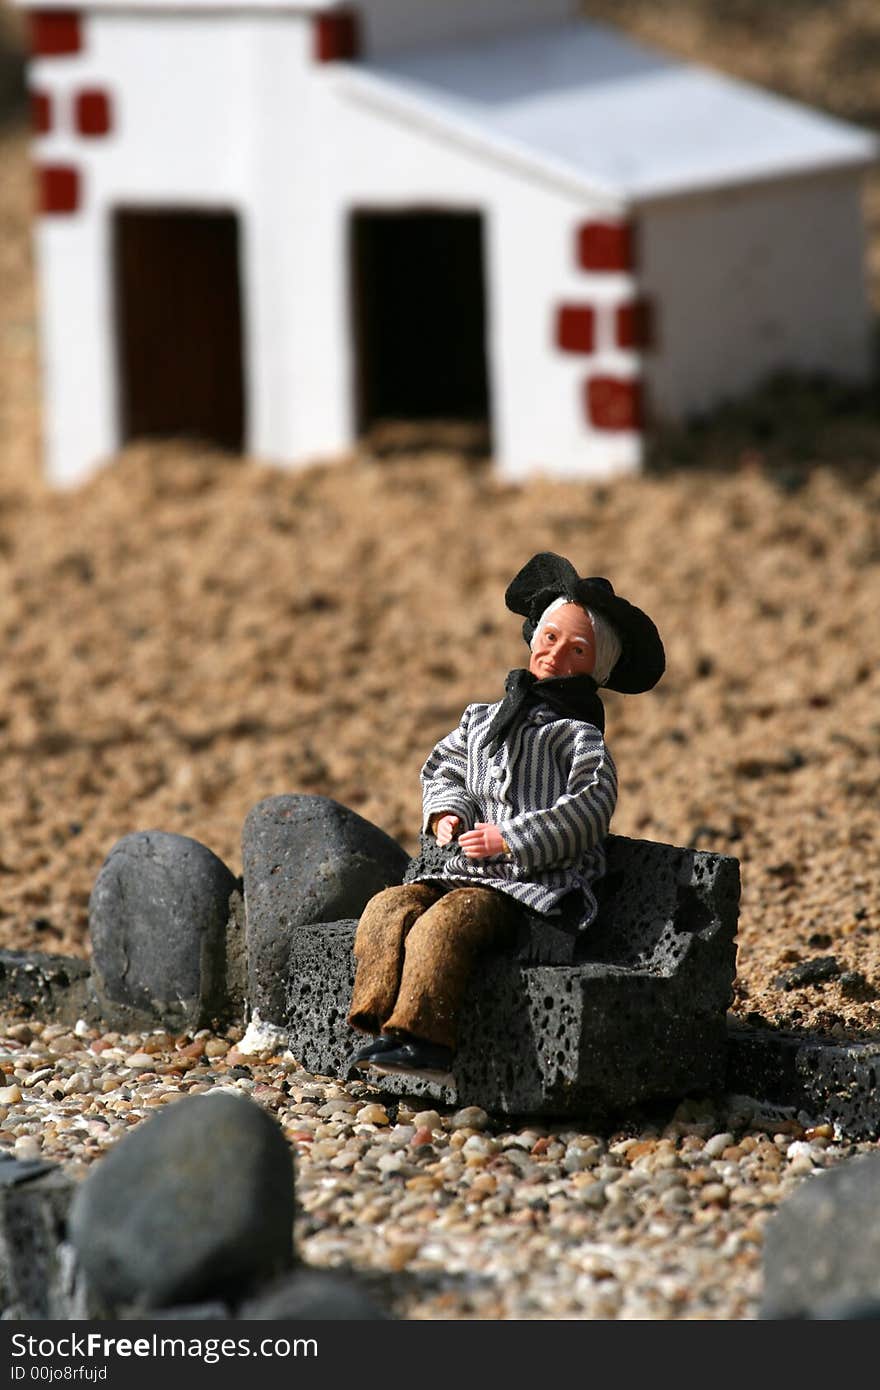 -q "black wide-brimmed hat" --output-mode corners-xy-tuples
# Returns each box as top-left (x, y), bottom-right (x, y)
(505, 551), (665, 694)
